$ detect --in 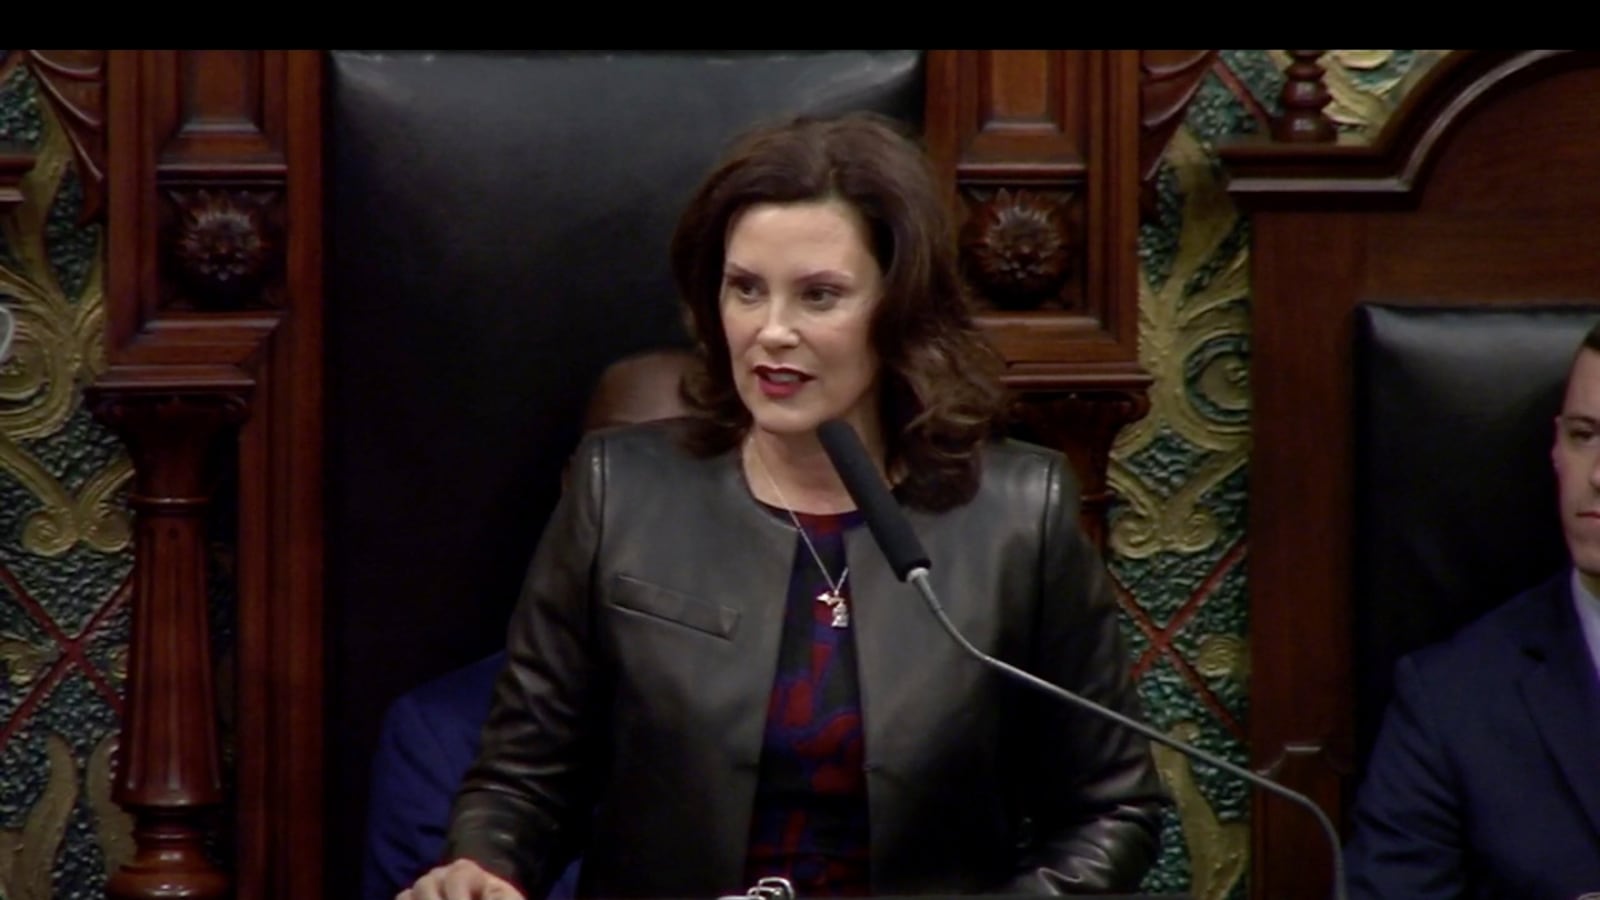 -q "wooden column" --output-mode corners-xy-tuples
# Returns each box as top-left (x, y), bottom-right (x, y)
(88, 391), (246, 899)
(96, 49), (324, 900)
